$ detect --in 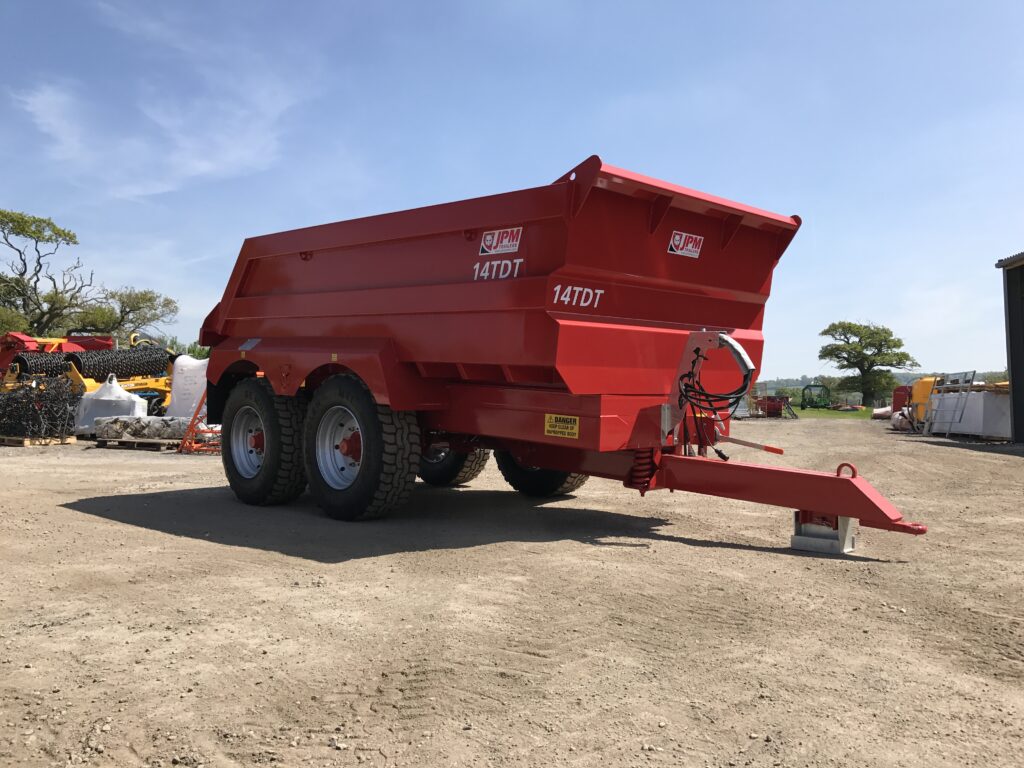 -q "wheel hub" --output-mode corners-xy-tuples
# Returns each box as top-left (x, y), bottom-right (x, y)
(316, 406), (363, 490)
(423, 446), (449, 464)
(248, 431), (265, 452)
(230, 405), (266, 479)
(337, 432), (362, 462)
